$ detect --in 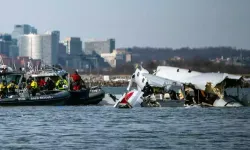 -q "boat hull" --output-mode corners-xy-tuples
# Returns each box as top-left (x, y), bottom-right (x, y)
(0, 91), (70, 106)
(65, 88), (105, 105)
